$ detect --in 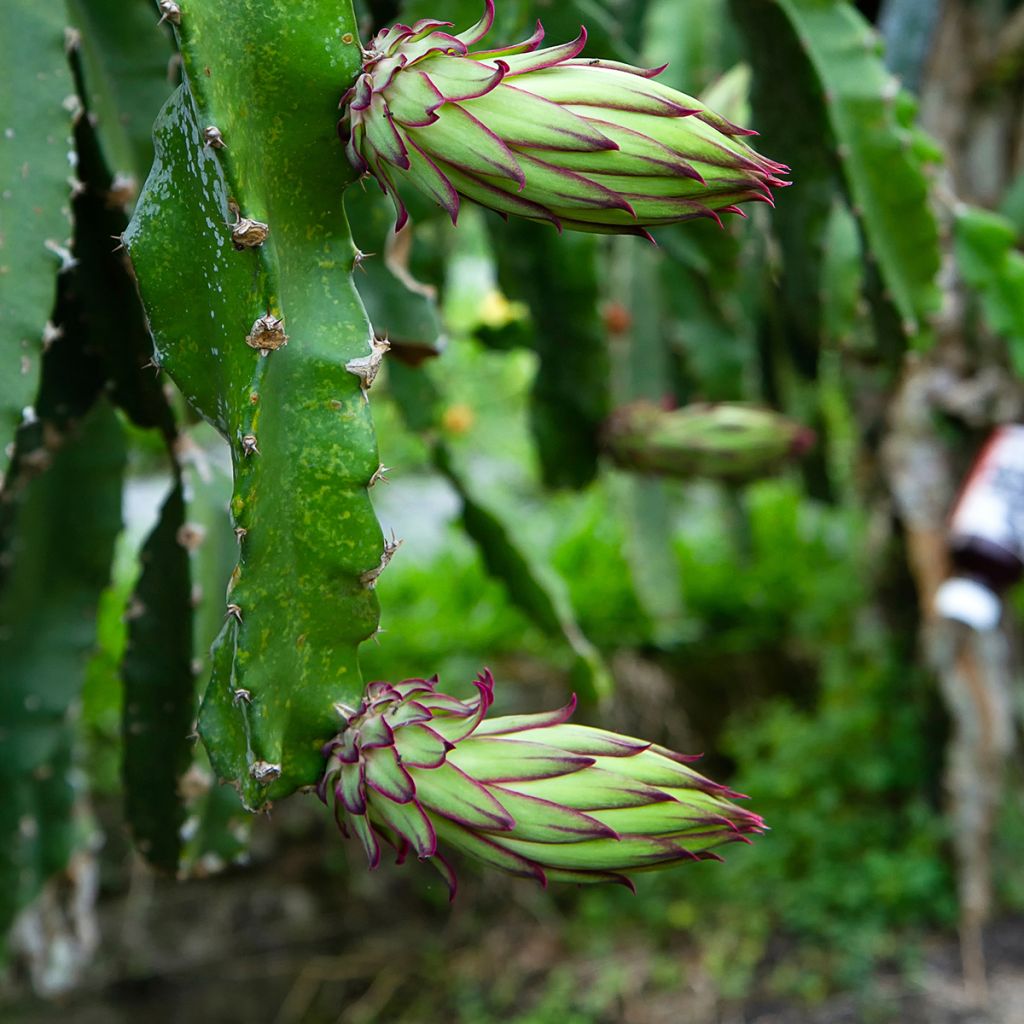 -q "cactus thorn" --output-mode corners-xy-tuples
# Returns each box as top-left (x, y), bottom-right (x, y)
(158, 1), (181, 26)
(370, 626), (387, 646)
(368, 463), (391, 487)
(359, 532), (402, 588)
(231, 212), (269, 250)
(232, 688), (252, 705)
(44, 239), (77, 272)
(110, 233), (126, 253)
(234, 526), (248, 541)
(345, 335), (390, 397)
(141, 357), (162, 376)
(241, 434), (260, 456)
(203, 125), (226, 149)
(226, 603), (243, 623)
(249, 761), (281, 784)
(63, 27), (81, 53)
(41, 321), (63, 351)
(245, 313), (288, 353)
(352, 248), (375, 272)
